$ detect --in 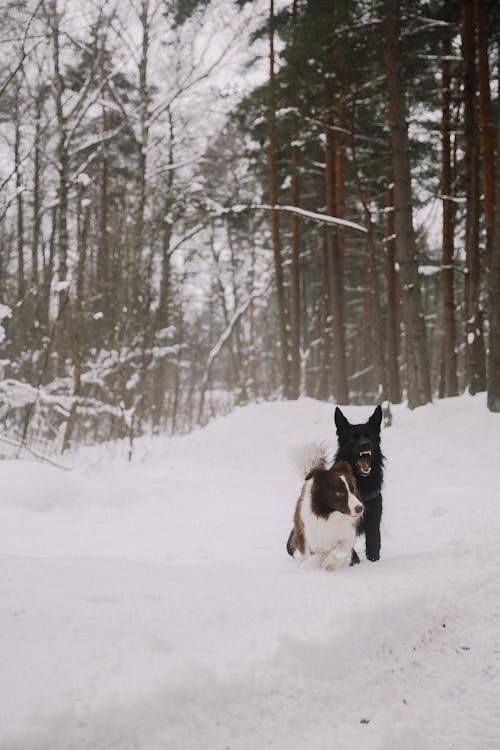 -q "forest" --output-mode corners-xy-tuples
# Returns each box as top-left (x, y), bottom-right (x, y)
(0, 0), (499, 456)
